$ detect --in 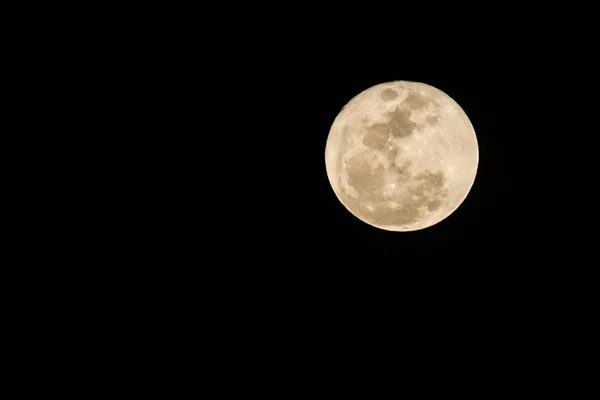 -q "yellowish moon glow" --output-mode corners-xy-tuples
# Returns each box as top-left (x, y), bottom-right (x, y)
(325, 81), (479, 231)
